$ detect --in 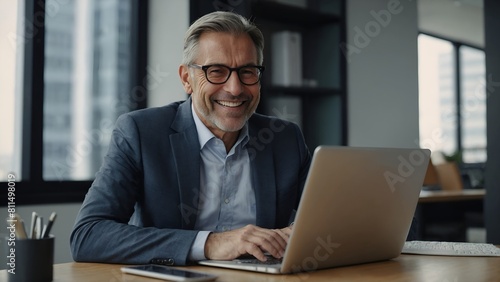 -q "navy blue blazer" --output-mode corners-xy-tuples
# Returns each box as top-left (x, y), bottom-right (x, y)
(70, 98), (312, 265)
